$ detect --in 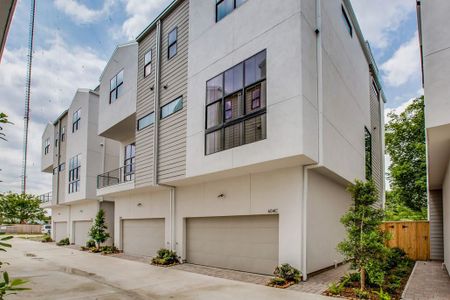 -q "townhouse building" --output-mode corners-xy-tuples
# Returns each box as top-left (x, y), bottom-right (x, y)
(417, 0), (449, 272)
(41, 0), (385, 278)
(41, 88), (119, 245)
